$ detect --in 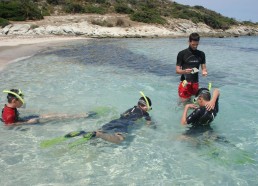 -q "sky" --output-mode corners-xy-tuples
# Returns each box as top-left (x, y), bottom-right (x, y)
(173, 0), (258, 23)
